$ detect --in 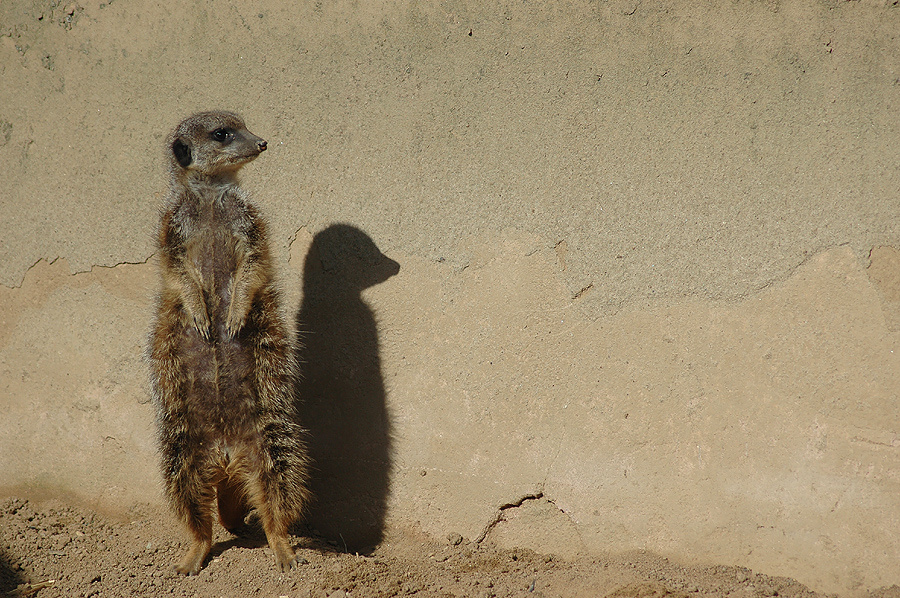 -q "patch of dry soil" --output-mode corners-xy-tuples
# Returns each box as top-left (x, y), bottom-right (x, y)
(4, 497), (886, 598)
